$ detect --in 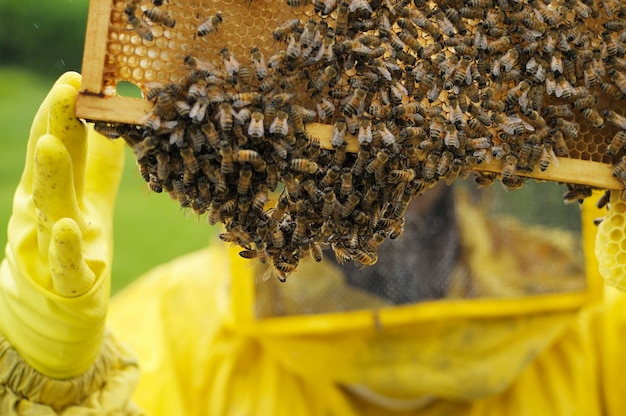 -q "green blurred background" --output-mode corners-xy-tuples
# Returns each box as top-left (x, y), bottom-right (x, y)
(0, 0), (582, 294)
(0, 0), (213, 293)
